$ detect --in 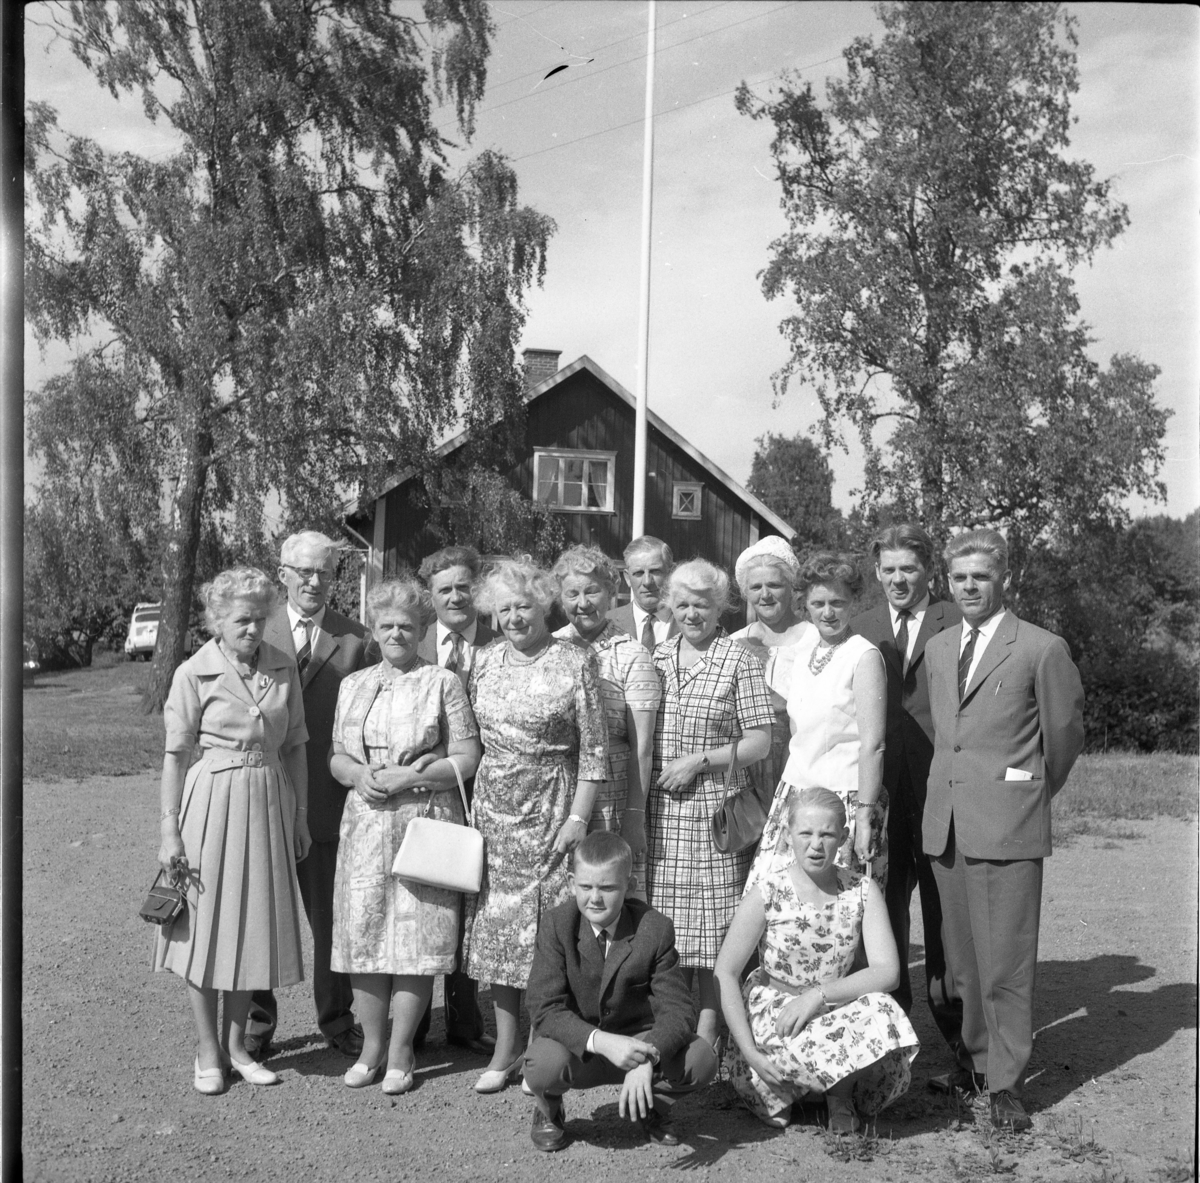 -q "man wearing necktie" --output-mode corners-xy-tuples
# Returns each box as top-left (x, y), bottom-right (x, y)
(246, 531), (372, 1061)
(413, 545), (498, 1053)
(606, 537), (680, 651)
(923, 529), (1084, 1132)
(850, 524), (962, 1051)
